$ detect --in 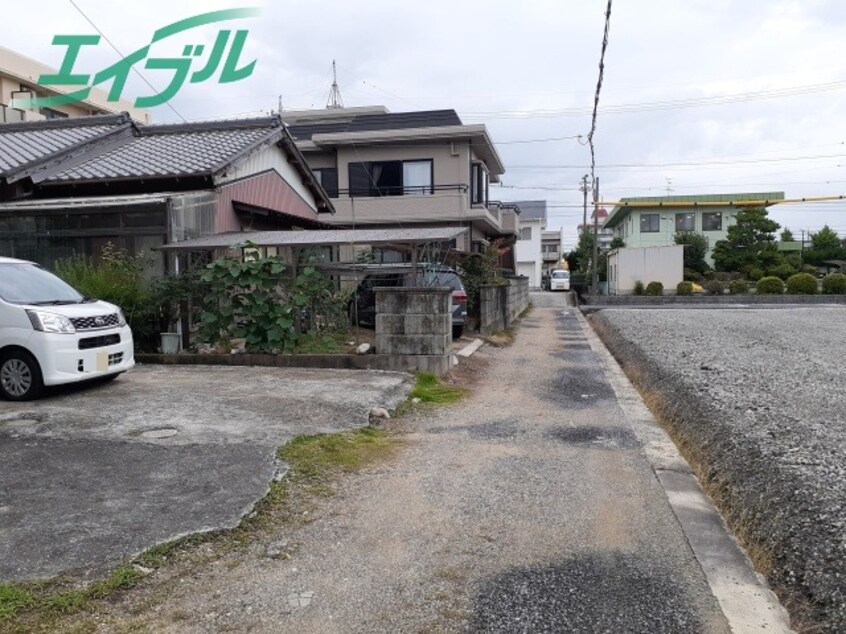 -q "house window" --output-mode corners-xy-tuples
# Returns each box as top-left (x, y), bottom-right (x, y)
(40, 107), (69, 120)
(675, 213), (695, 232)
(520, 226), (532, 241)
(348, 160), (432, 197)
(471, 163), (489, 205)
(702, 212), (722, 231)
(640, 213), (660, 233)
(312, 168), (338, 197)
